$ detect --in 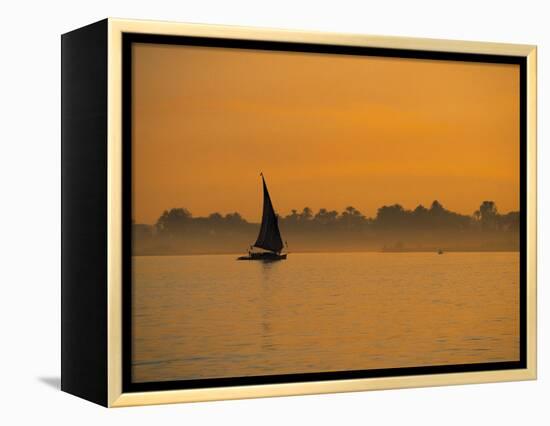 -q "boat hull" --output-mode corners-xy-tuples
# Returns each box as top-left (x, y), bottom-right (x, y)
(237, 252), (287, 261)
